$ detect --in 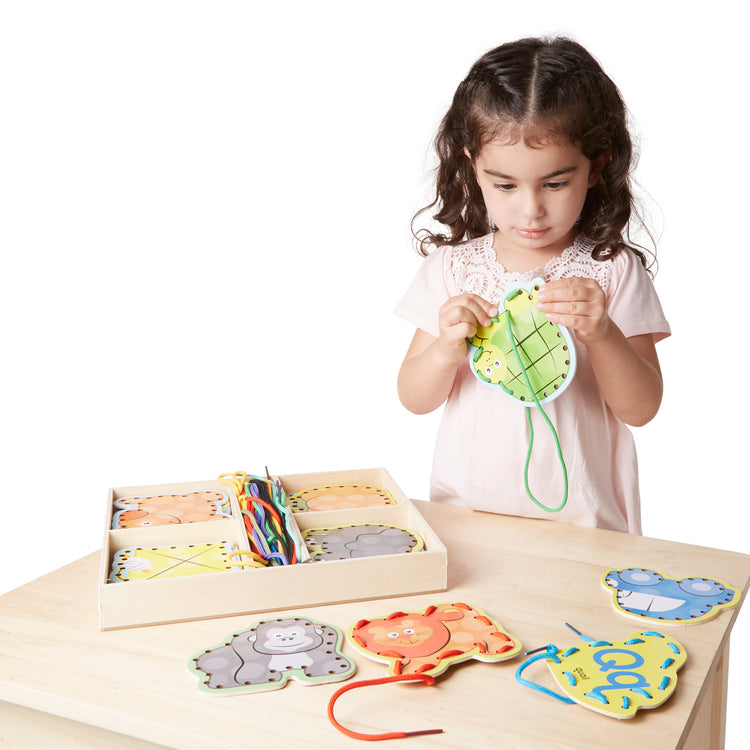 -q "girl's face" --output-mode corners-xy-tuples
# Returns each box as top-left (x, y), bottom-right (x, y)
(471, 137), (604, 270)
